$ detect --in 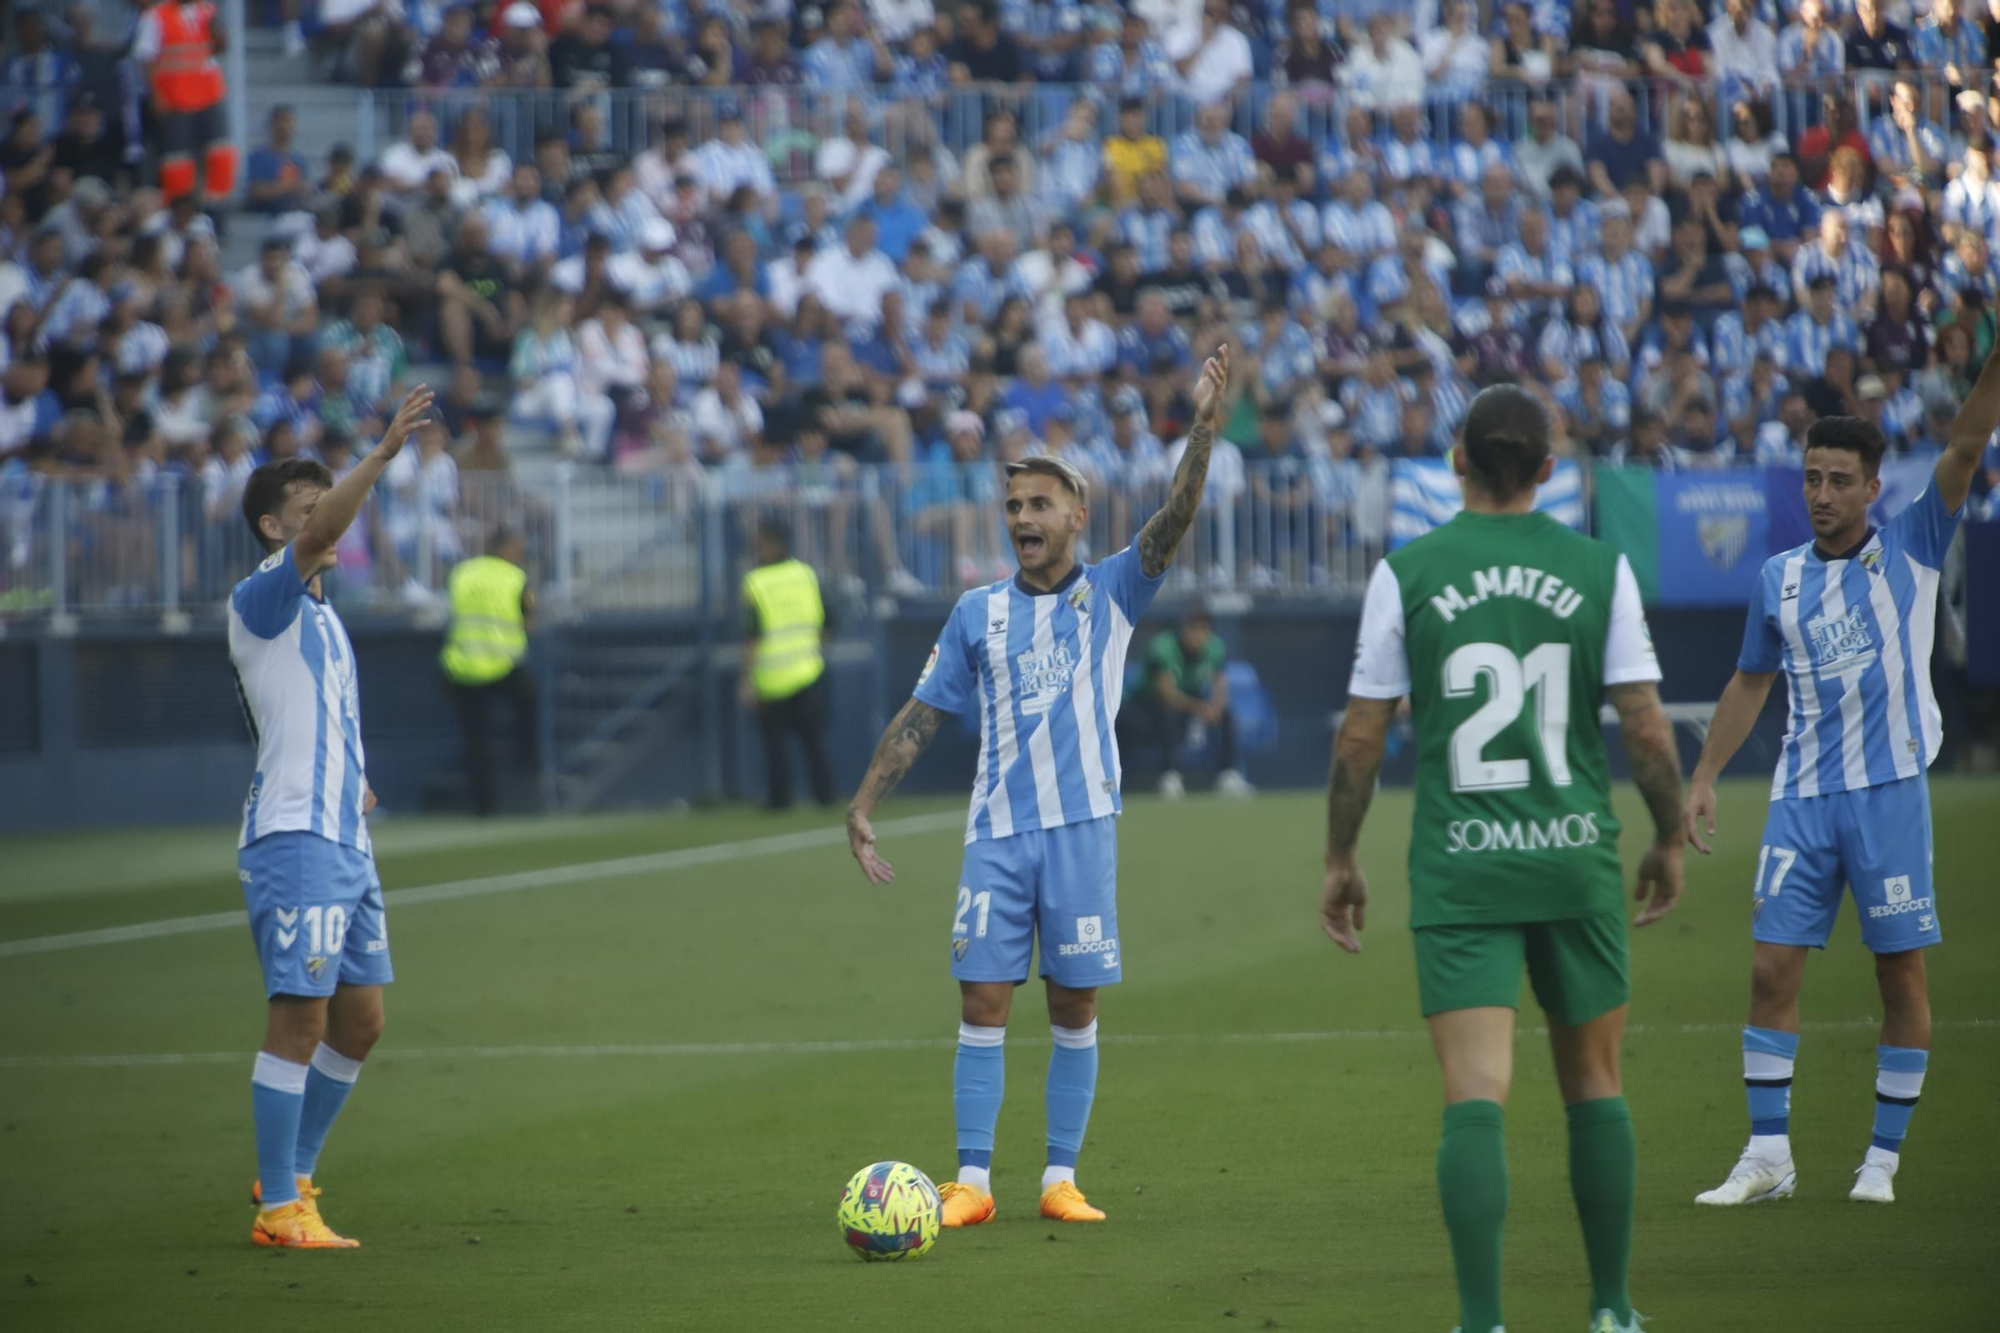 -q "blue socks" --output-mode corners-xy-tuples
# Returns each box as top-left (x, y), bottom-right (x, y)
(1871, 1046), (1928, 1156)
(953, 1024), (1005, 1189)
(1742, 1026), (1798, 1140)
(295, 1043), (364, 1178)
(1044, 1021), (1099, 1189)
(251, 1053), (309, 1209)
